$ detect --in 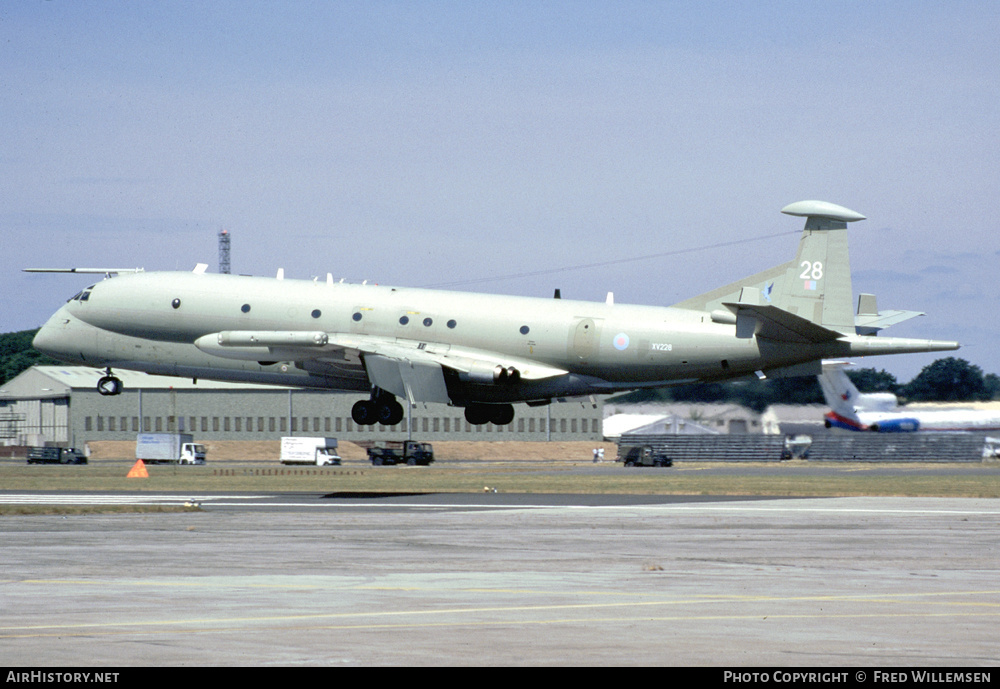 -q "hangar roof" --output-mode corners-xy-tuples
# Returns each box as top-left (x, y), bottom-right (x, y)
(0, 366), (287, 400)
(603, 412), (719, 439)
